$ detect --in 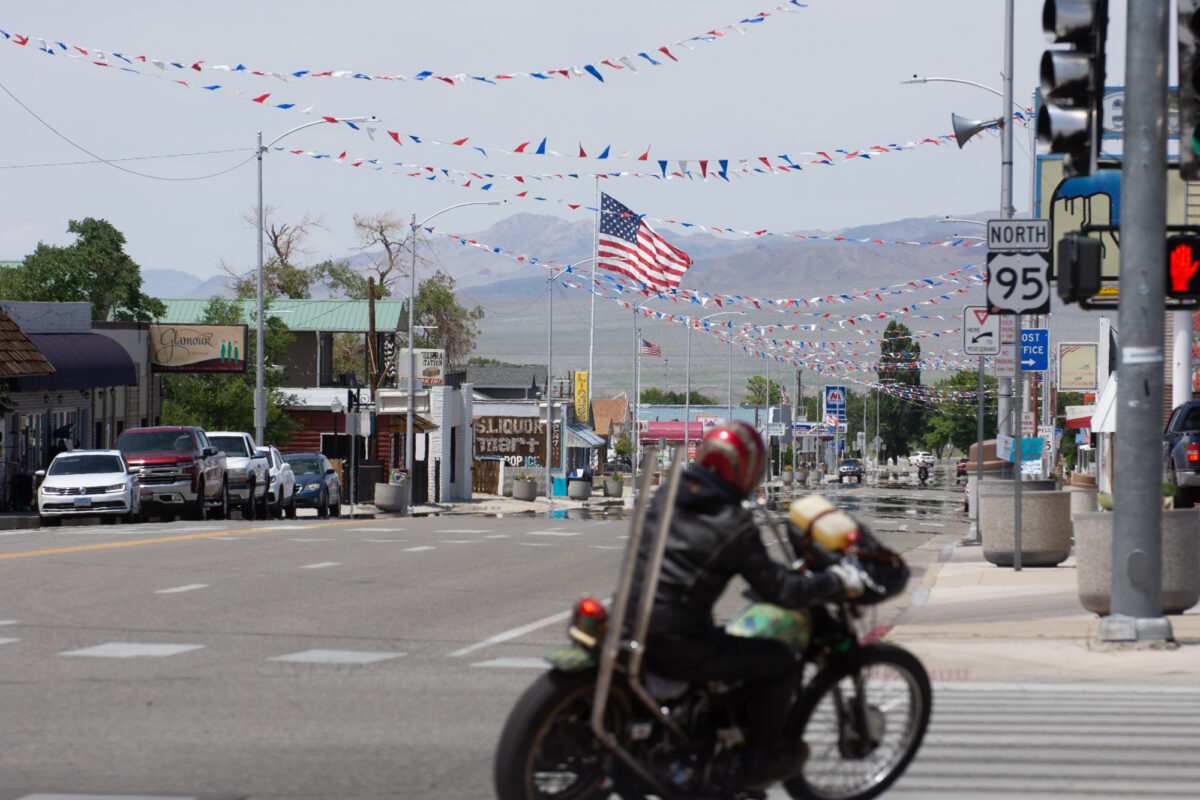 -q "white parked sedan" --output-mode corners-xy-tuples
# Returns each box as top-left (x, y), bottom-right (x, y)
(36, 449), (142, 525)
(908, 451), (935, 467)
